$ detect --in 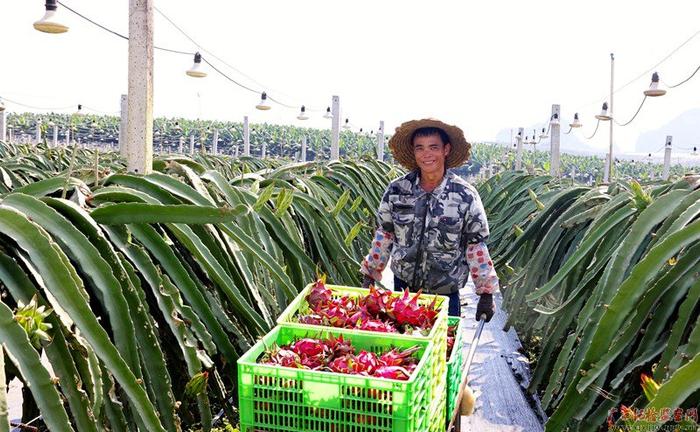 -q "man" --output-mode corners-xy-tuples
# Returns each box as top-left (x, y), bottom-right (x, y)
(360, 118), (498, 322)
